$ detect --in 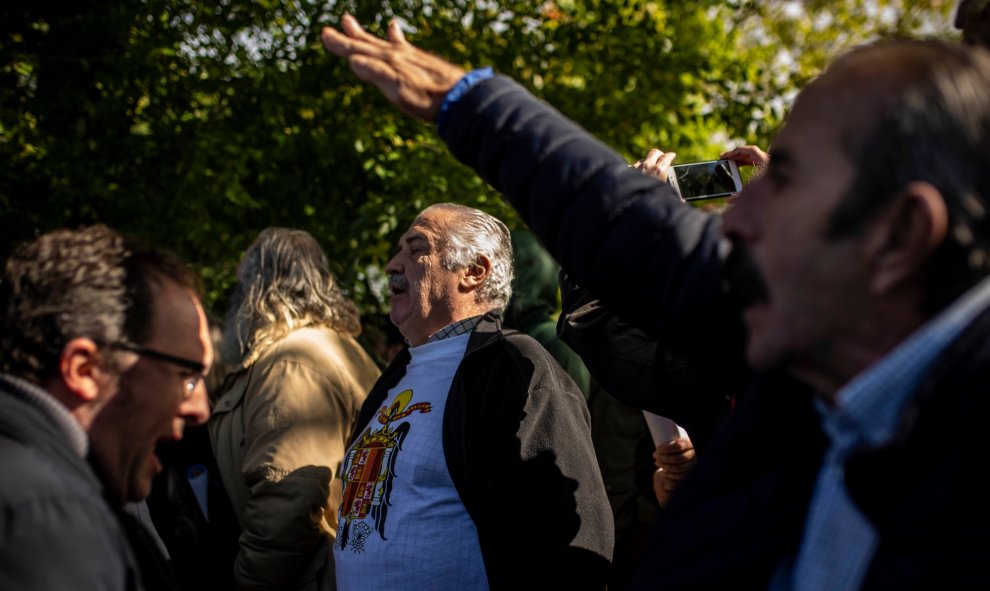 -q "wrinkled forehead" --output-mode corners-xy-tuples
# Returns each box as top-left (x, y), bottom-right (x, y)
(404, 209), (456, 243)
